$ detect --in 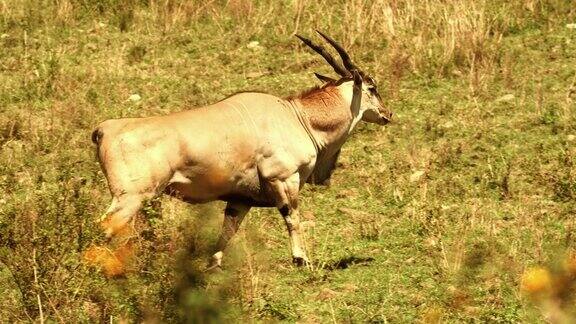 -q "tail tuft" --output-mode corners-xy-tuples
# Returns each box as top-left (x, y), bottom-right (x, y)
(92, 127), (103, 145)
